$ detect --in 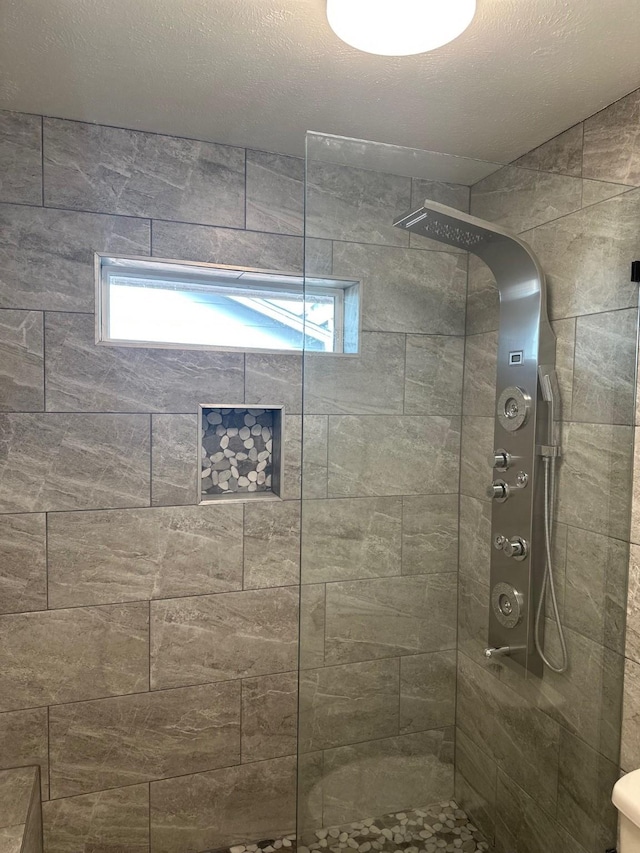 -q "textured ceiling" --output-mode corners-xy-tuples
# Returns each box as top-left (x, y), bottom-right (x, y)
(1, 0), (640, 162)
